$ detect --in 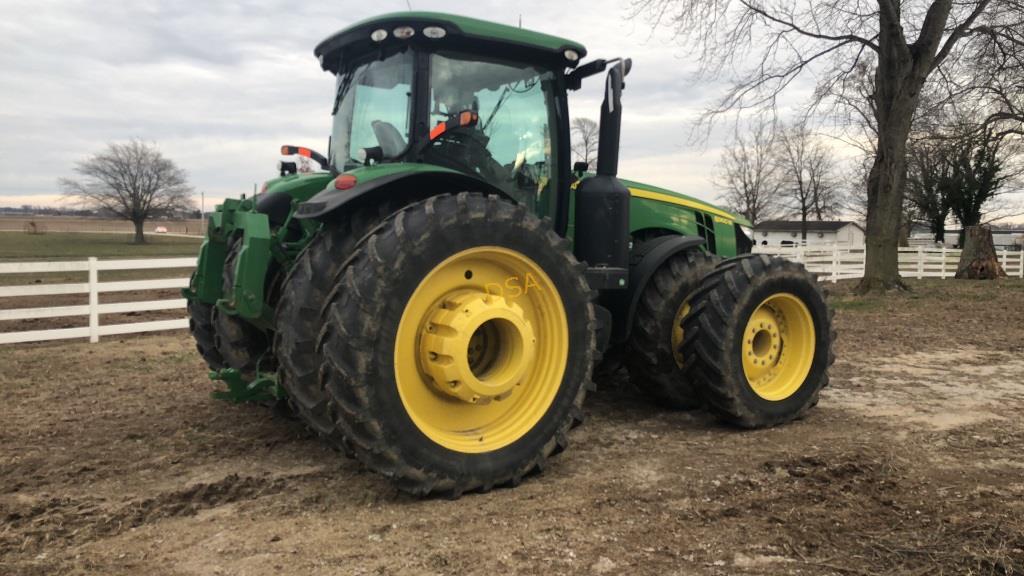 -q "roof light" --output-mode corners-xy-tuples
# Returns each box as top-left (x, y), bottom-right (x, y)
(334, 174), (358, 190)
(370, 28), (388, 42)
(423, 26), (446, 39)
(393, 26), (415, 40)
(564, 49), (580, 62)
